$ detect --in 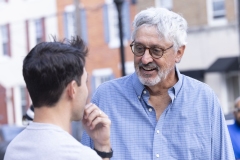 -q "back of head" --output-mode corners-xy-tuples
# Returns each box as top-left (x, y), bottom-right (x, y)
(131, 7), (188, 50)
(23, 36), (88, 108)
